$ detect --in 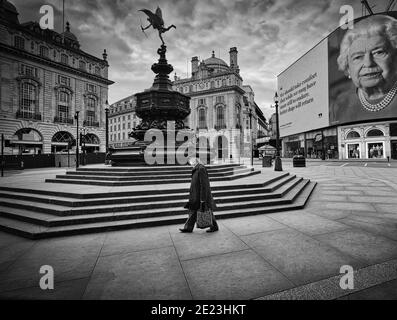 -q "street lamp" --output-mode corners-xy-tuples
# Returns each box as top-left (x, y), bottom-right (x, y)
(81, 126), (87, 166)
(74, 111), (80, 169)
(105, 100), (110, 154)
(248, 109), (253, 167)
(273, 92), (283, 171)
